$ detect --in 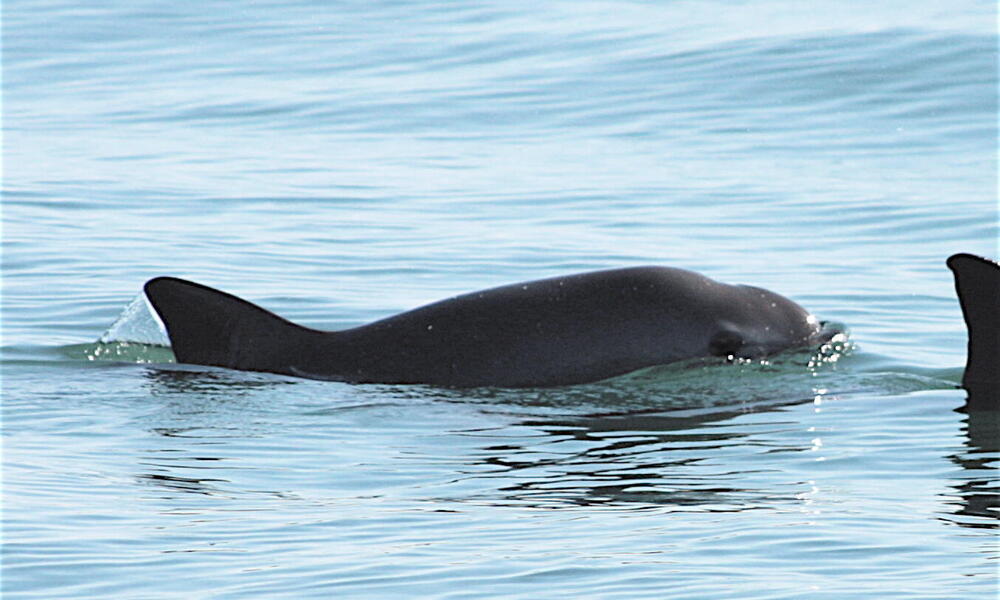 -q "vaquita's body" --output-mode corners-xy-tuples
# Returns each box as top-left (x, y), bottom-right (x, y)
(145, 265), (830, 387)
